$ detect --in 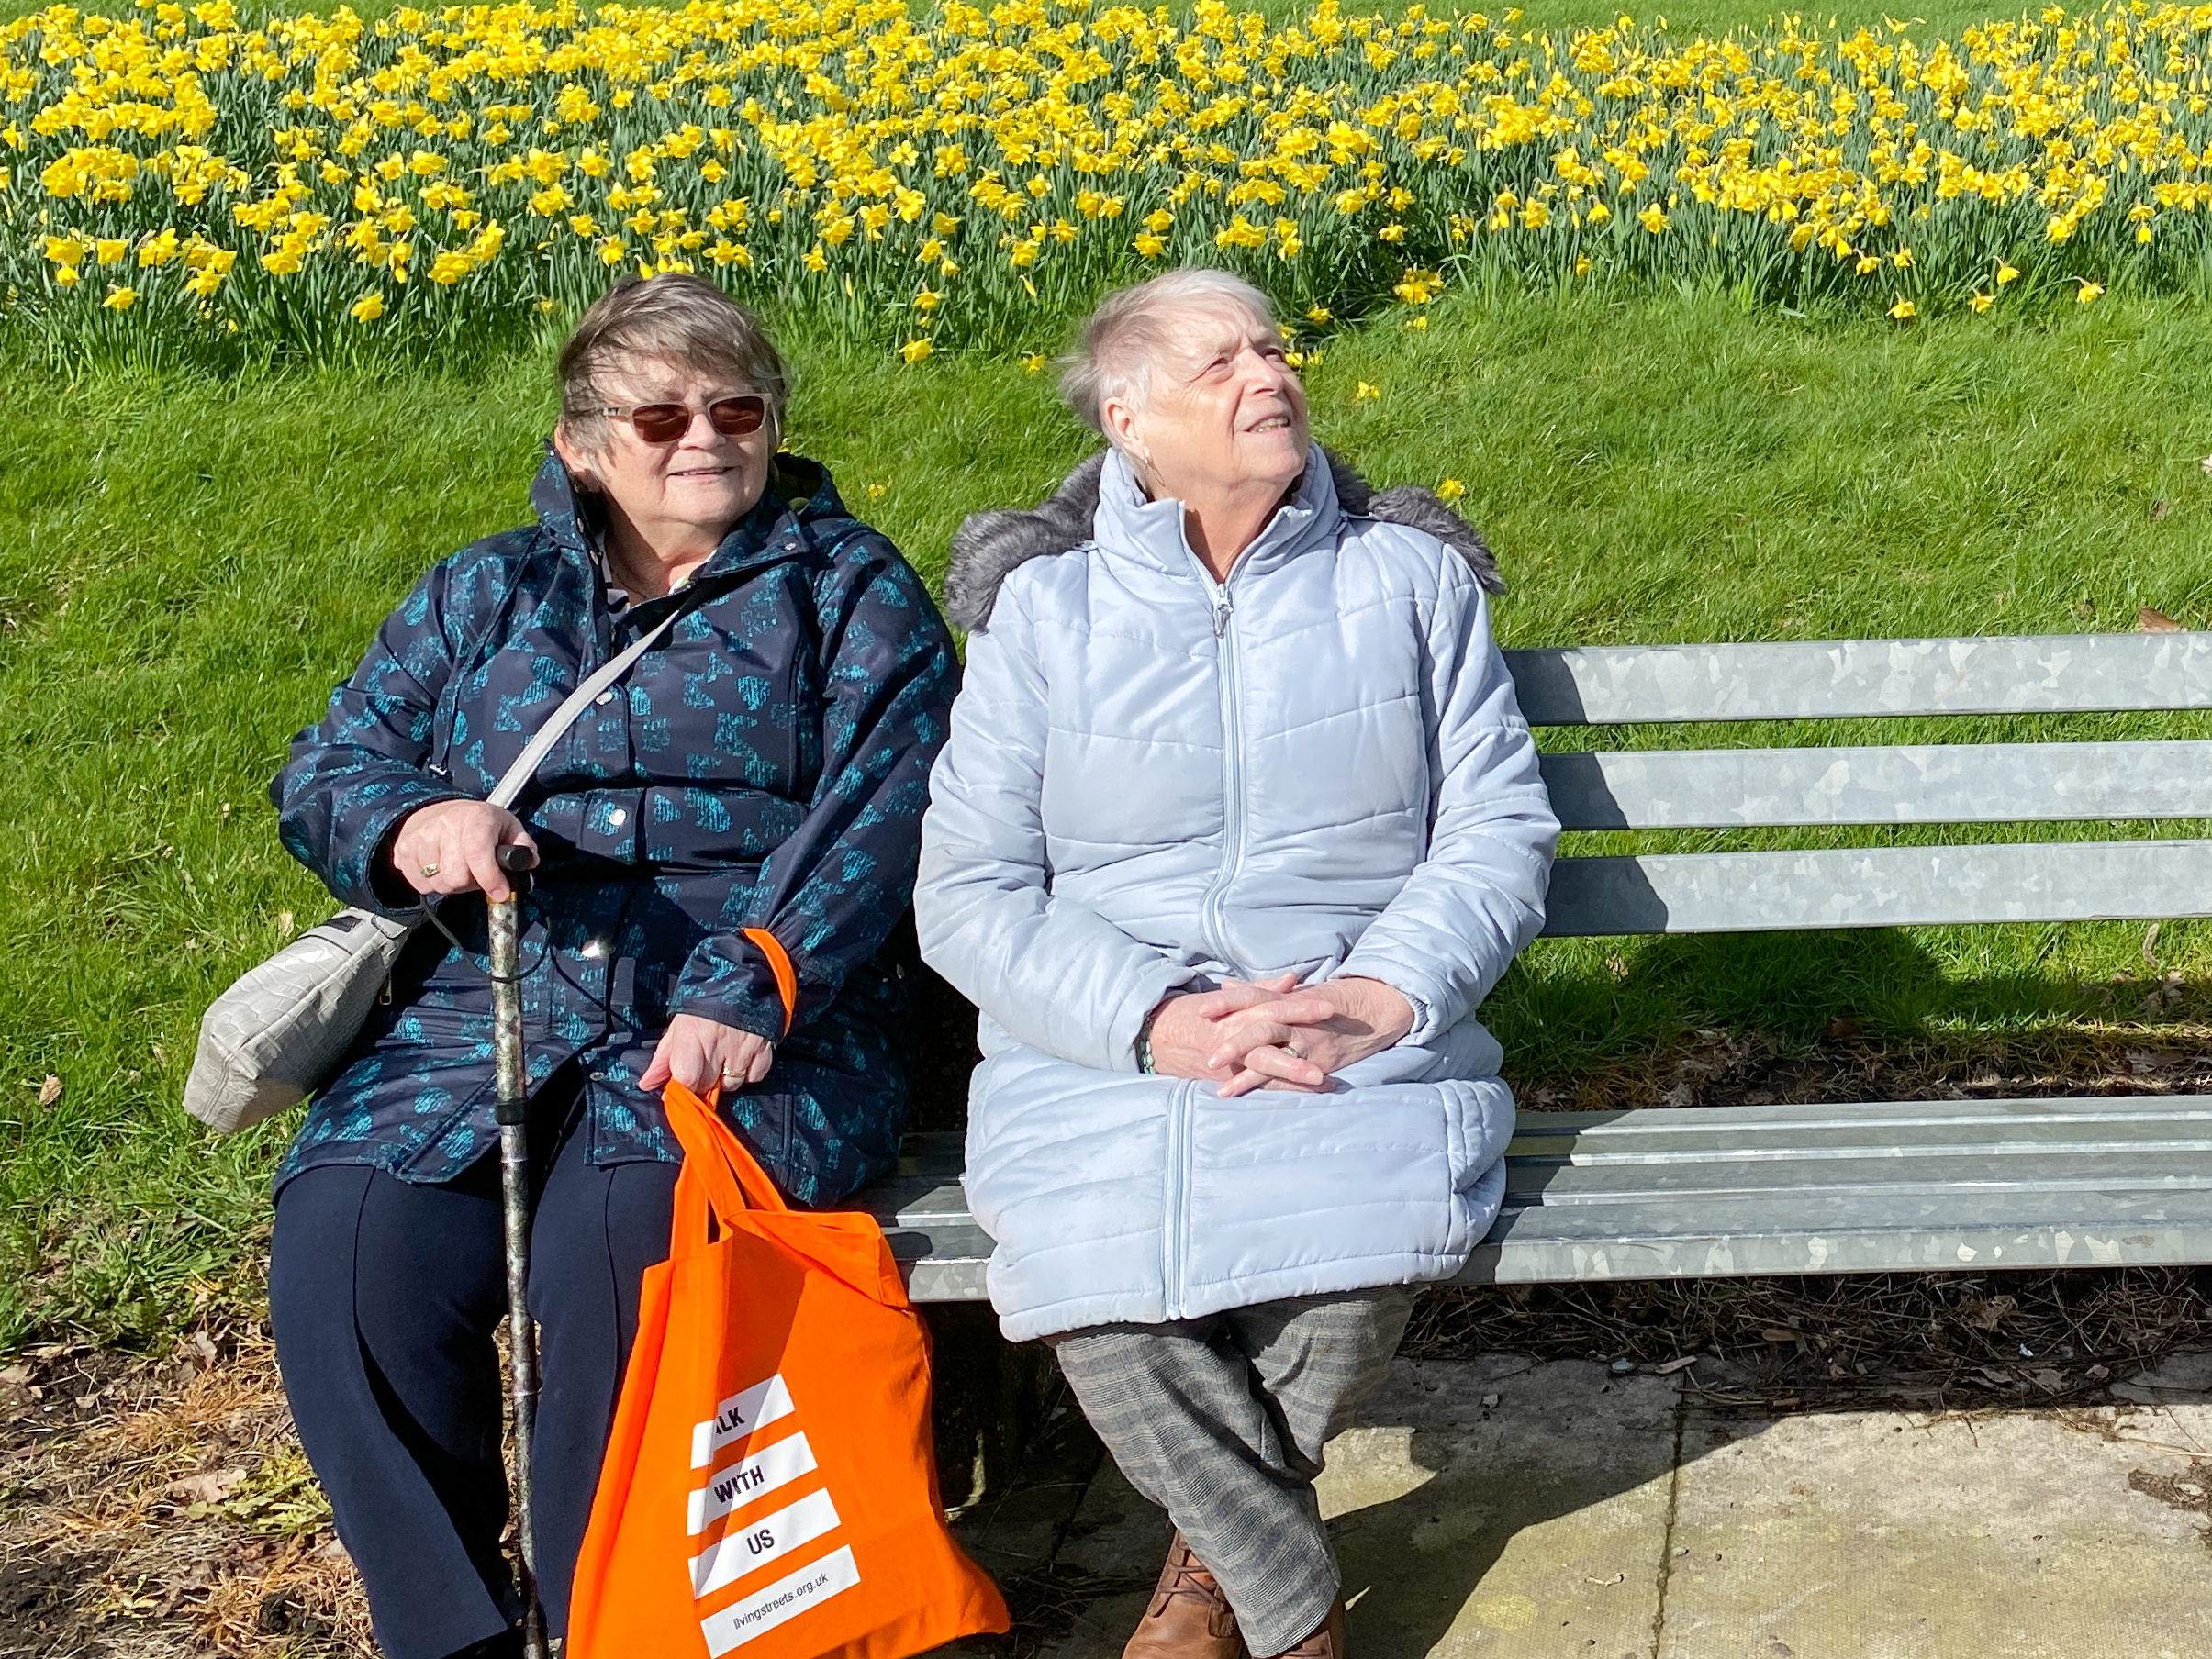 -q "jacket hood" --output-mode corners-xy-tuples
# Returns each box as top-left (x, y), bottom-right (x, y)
(944, 446), (1503, 630)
